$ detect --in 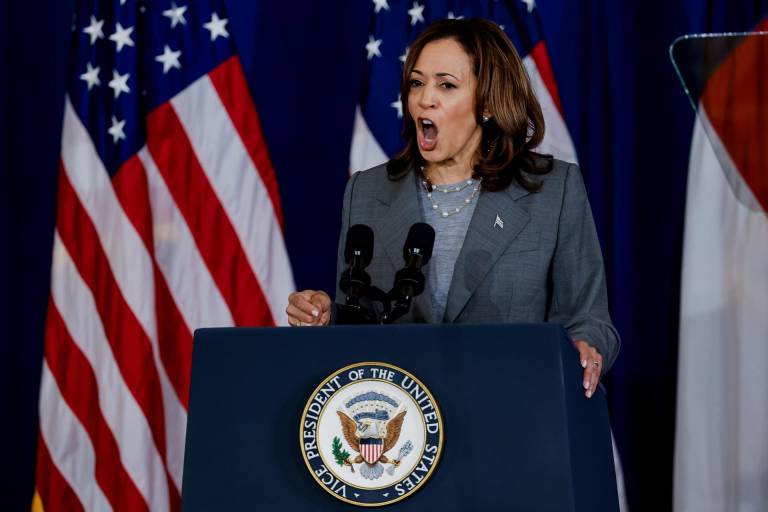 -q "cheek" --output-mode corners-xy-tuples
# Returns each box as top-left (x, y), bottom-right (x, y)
(407, 94), (419, 118)
(445, 102), (478, 141)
